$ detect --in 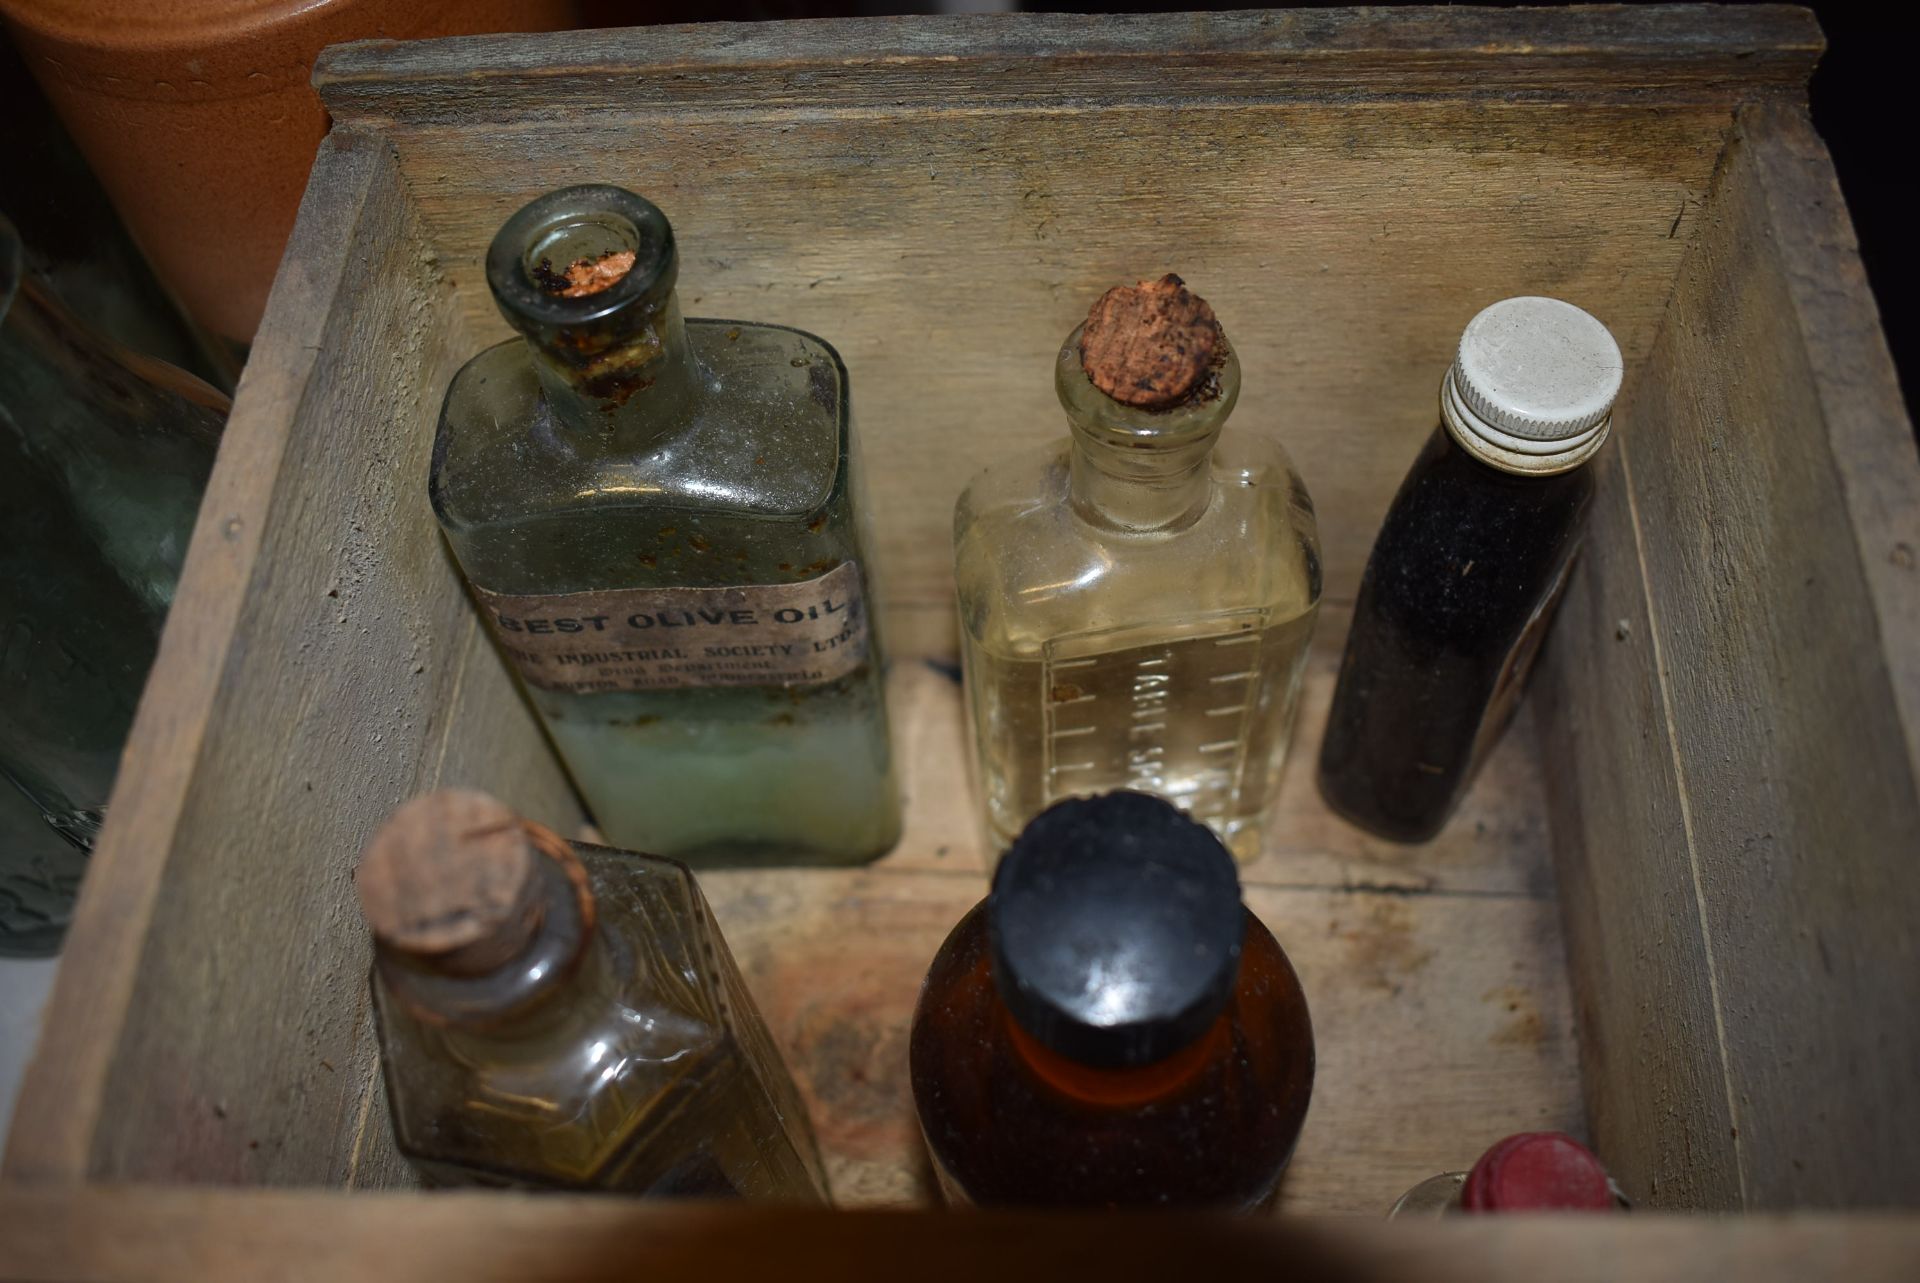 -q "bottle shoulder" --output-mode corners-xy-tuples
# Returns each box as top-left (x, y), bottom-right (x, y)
(954, 435), (1322, 654)
(431, 318), (848, 531)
